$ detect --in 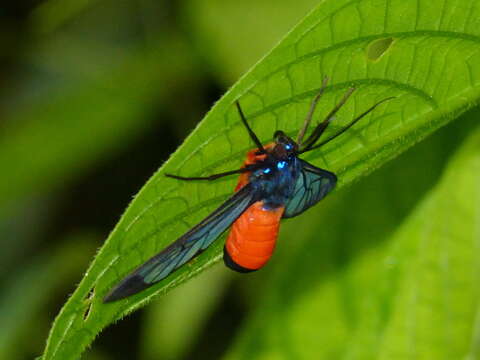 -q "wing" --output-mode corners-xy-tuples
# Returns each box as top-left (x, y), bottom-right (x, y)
(104, 183), (260, 302)
(283, 159), (337, 218)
